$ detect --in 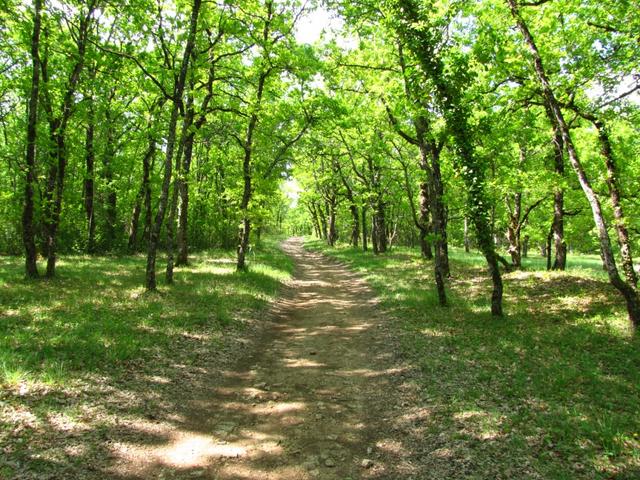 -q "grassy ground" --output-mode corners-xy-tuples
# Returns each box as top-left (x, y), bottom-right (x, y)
(0, 238), (292, 479)
(305, 239), (640, 480)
